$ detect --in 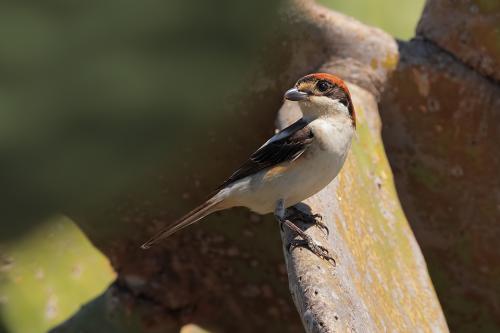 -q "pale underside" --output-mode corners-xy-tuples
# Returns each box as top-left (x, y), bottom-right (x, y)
(220, 115), (354, 214)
